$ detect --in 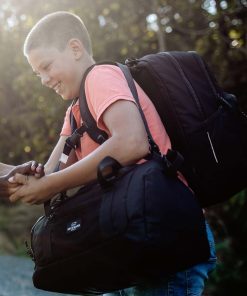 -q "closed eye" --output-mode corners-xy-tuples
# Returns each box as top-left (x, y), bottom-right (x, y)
(43, 62), (52, 71)
(34, 71), (41, 78)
